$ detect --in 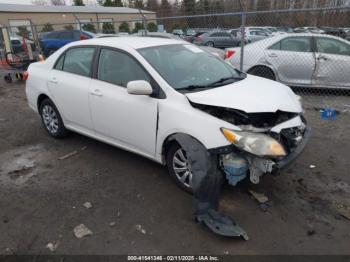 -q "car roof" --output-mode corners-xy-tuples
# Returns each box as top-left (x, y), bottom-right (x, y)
(71, 36), (185, 49)
(244, 33), (348, 48)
